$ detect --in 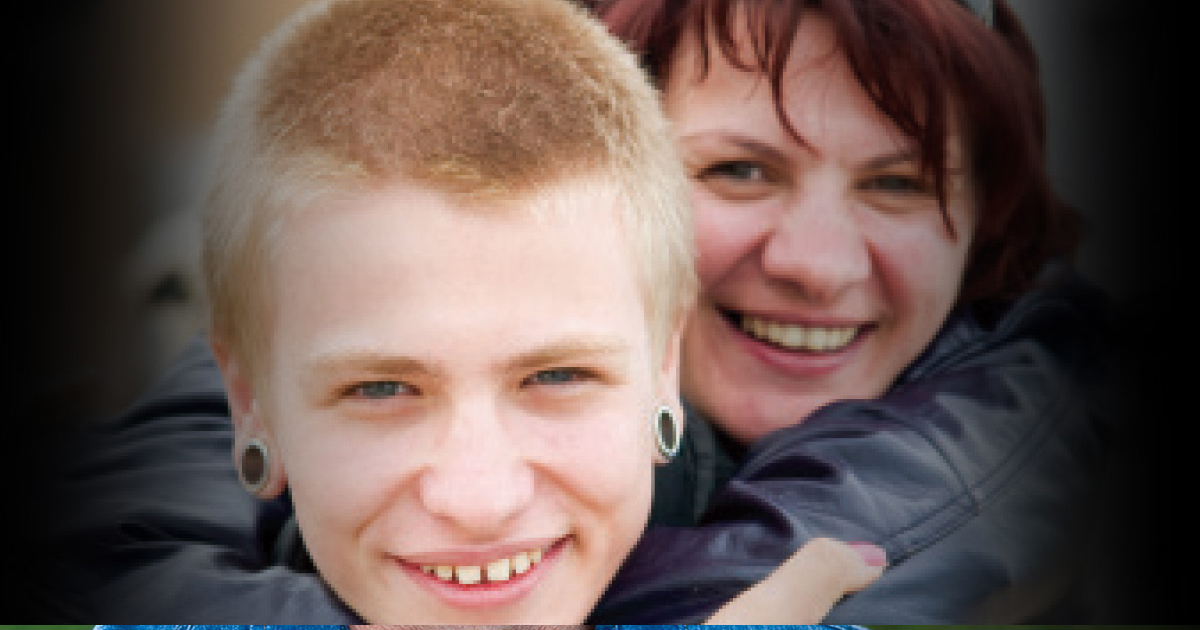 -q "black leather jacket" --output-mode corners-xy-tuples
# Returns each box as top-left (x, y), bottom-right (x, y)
(592, 269), (1117, 623)
(31, 271), (1116, 623)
